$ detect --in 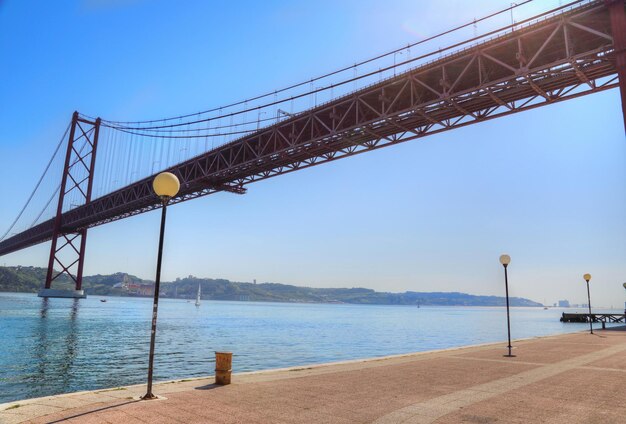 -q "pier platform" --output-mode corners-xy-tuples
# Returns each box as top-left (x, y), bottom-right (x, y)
(560, 312), (625, 325)
(1, 327), (625, 423)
